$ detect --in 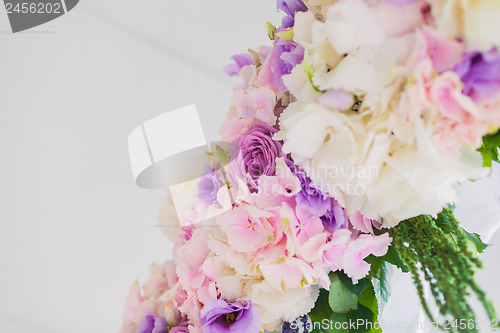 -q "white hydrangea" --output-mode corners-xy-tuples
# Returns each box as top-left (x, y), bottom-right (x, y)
(246, 280), (319, 331)
(431, 0), (500, 51)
